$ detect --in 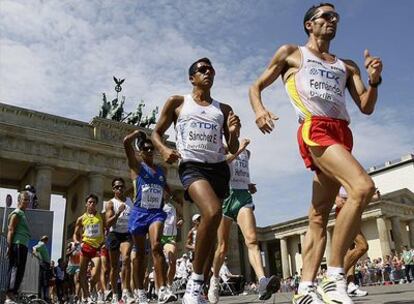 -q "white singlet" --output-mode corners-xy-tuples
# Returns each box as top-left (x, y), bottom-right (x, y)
(163, 202), (177, 237)
(230, 150), (250, 190)
(175, 94), (226, 163)
(107, 197), (133, 233)
(285, 46), (349, 123)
